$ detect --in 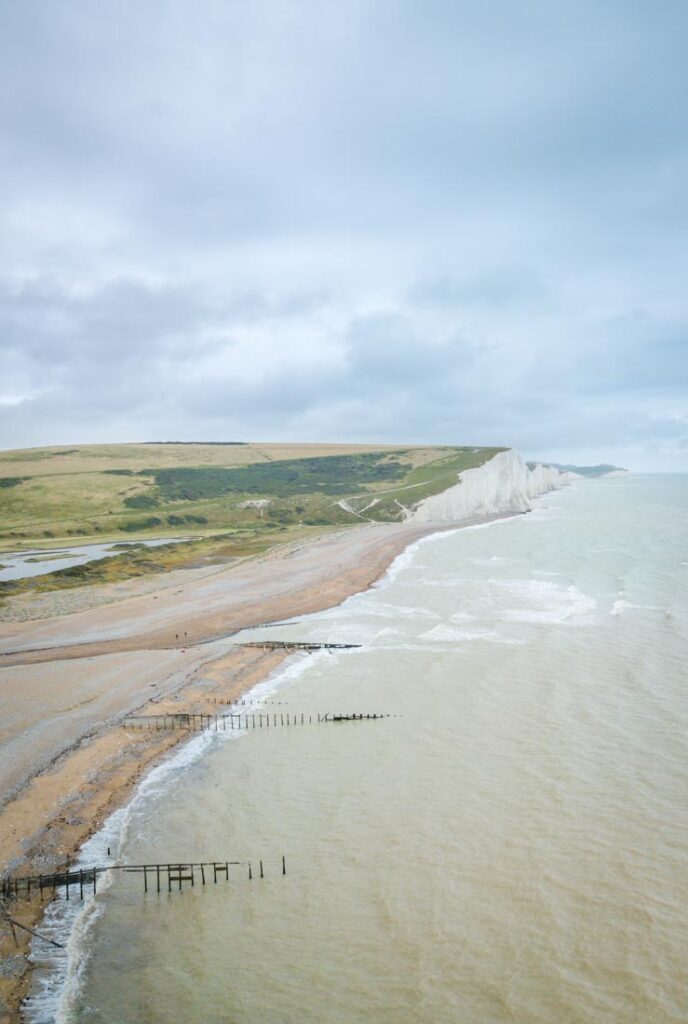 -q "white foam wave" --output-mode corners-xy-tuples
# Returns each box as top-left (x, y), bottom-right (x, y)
(373, 517), (511, 590)
(418, 624), (522, 645)
(611, 599), (658, 617)
(24, 648), (327, 1024)
(499, 582), (597, 624)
